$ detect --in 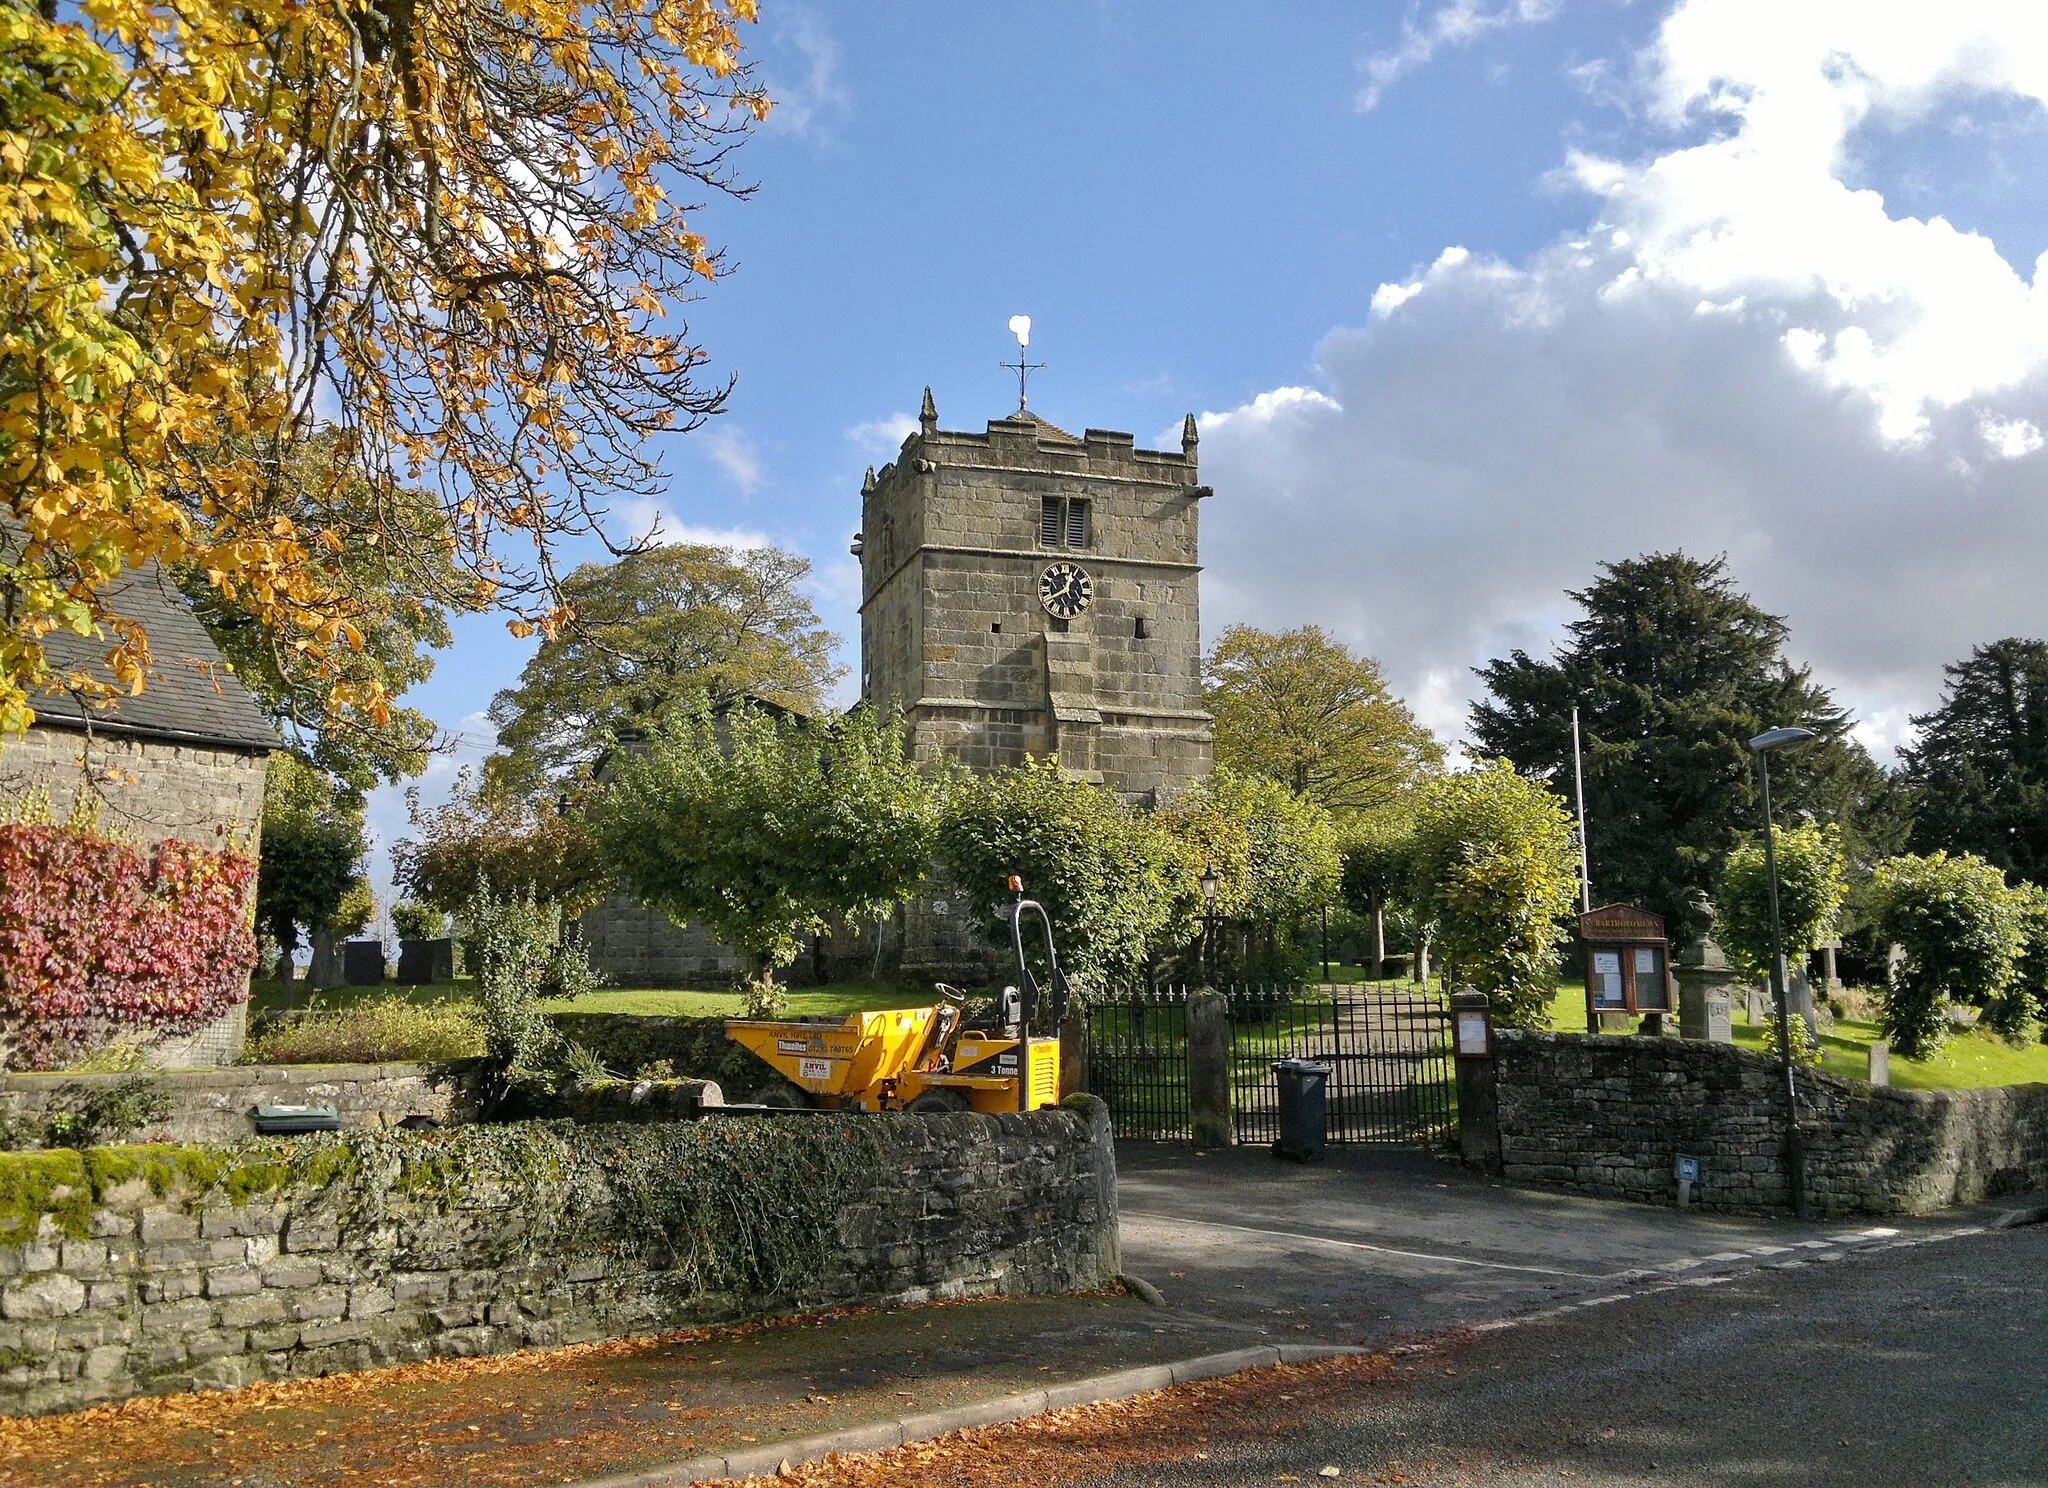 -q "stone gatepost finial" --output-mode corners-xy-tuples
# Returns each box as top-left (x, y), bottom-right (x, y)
(861, 465), (877, 496)
(1181, 411), (1199, 459)
(920, 386), (938, 435)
